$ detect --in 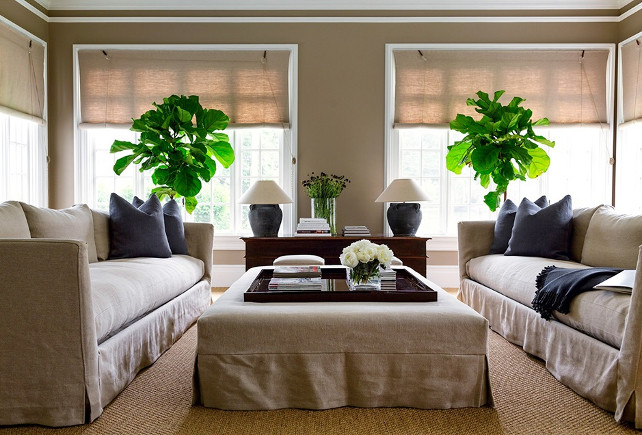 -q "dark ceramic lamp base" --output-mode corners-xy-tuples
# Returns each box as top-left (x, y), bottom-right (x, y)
(387, 202), (422, 237)
(248, 204), (283, 237)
